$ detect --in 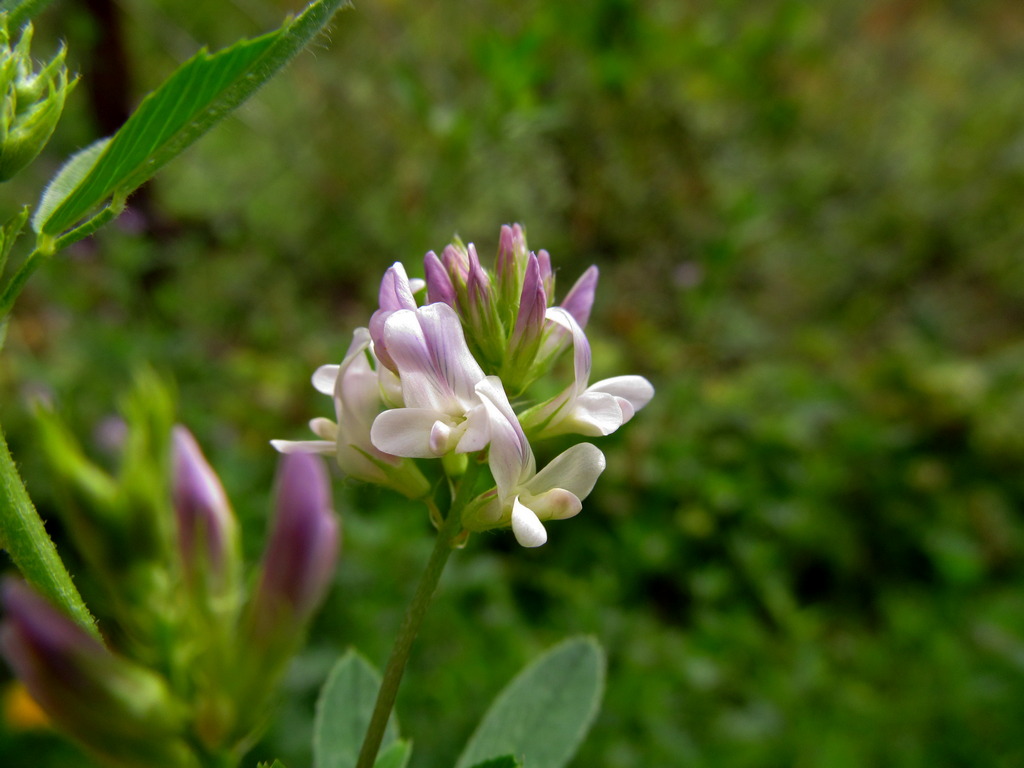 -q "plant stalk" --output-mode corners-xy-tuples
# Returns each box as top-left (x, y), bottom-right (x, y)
(0, 424), (100, 638)
(354, 462), (479, 768)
